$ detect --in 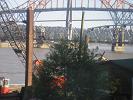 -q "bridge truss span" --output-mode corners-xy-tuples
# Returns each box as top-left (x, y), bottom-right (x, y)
(6, 0), (130, 12)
